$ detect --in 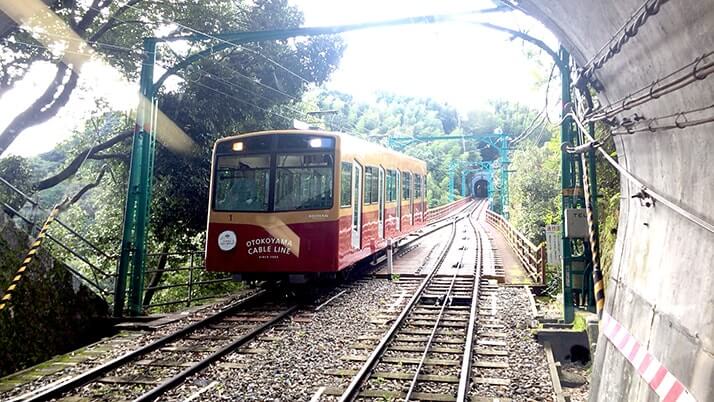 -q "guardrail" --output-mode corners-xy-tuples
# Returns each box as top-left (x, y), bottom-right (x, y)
(0, 176), (117, 298)
(485, 209), (546, 284)
(0, 175), (239, 314)
(142, 251), (238, 312)
(426, 197), (471, 222)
